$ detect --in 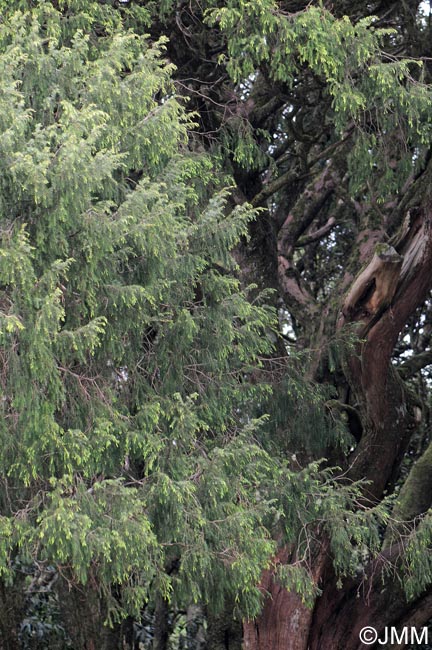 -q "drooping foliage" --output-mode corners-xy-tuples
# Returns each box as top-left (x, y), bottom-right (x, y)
(0, 4), (392, 647)
(0, 1), (276, 620)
